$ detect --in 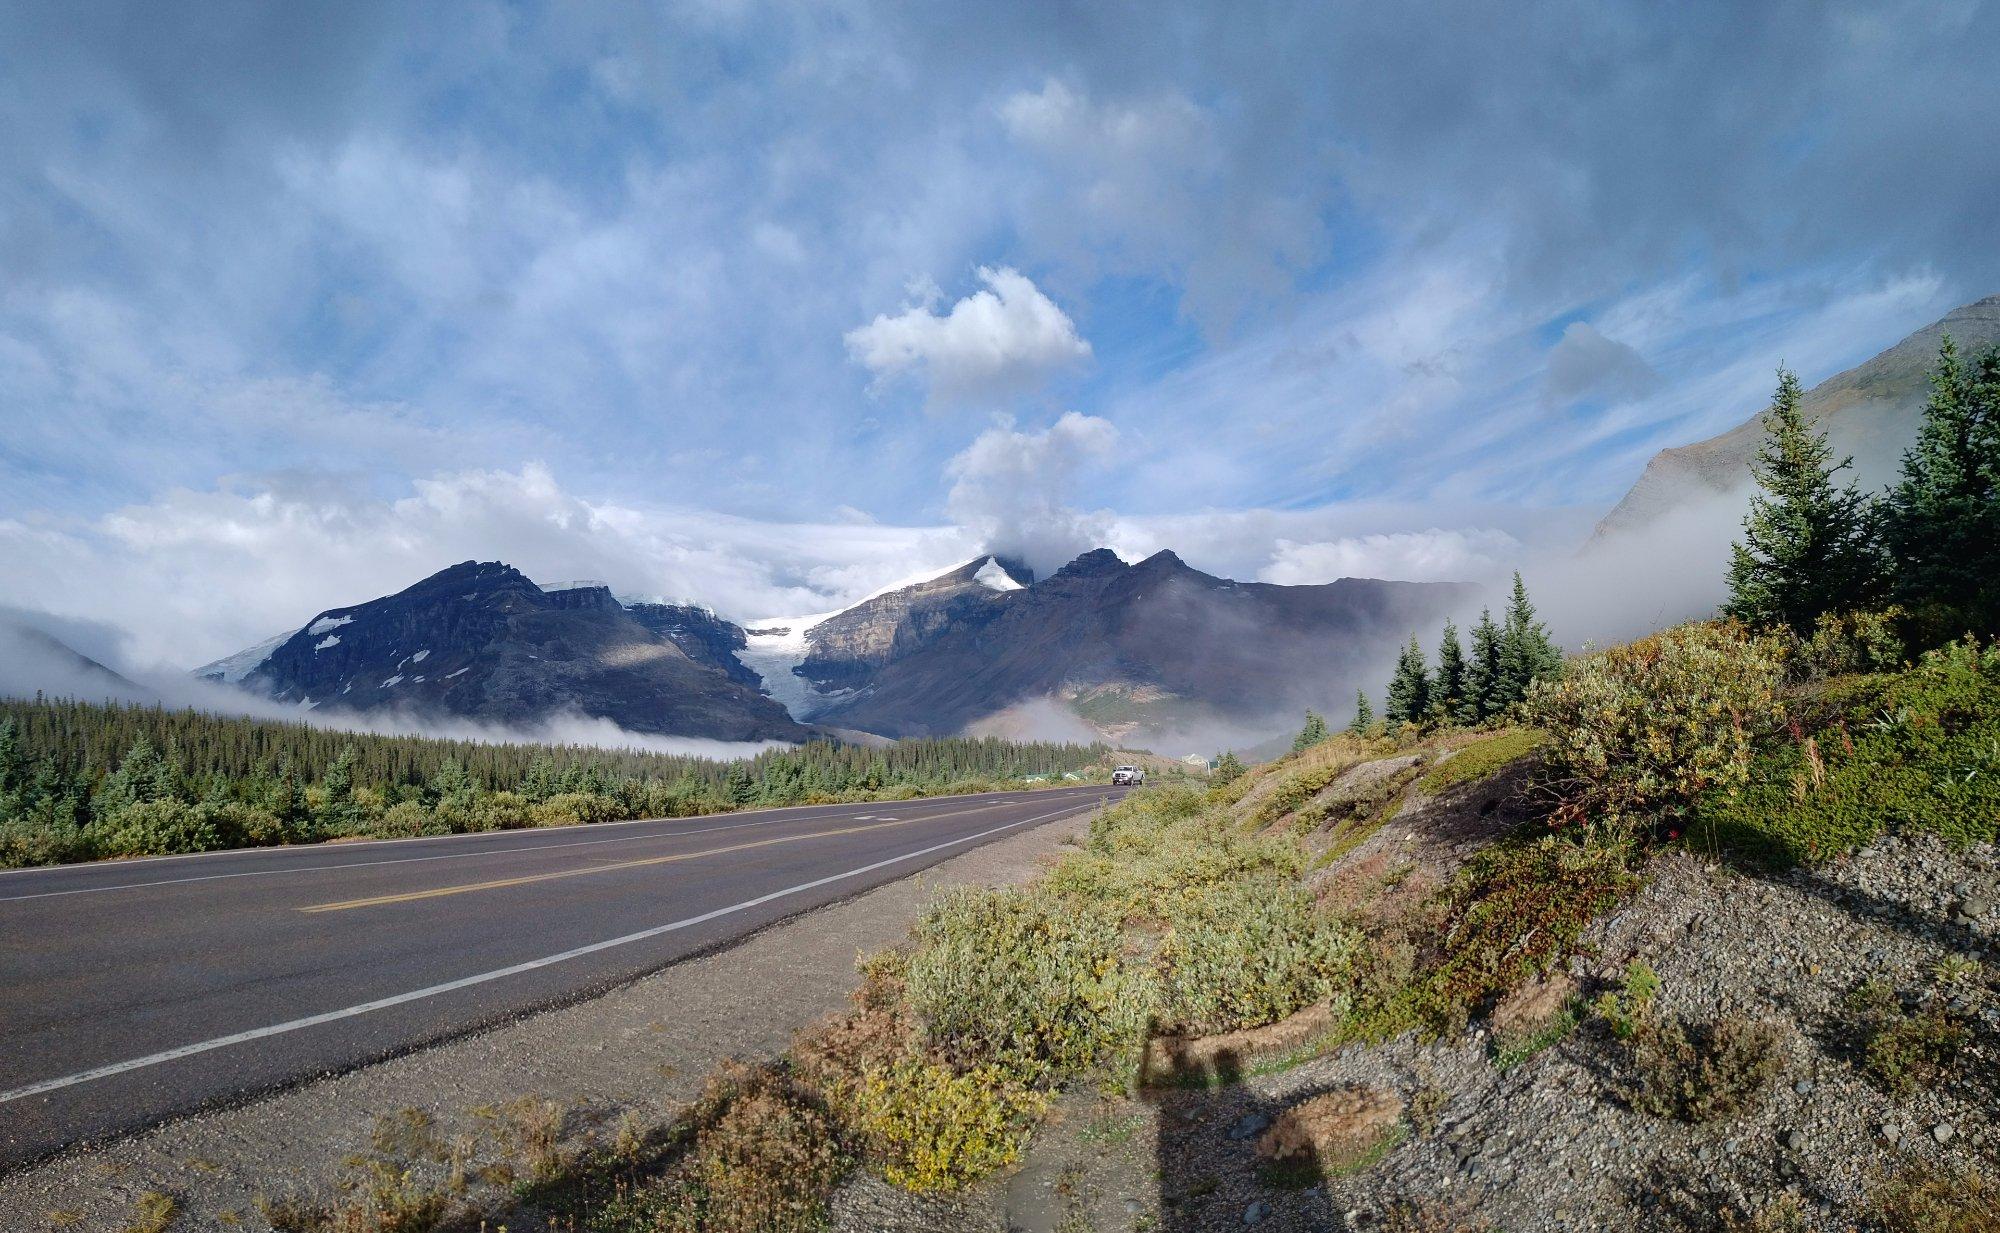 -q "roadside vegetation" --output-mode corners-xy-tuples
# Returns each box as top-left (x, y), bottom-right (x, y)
(0, 701), (1111, 868)
(106, 336), (2000, 1229)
